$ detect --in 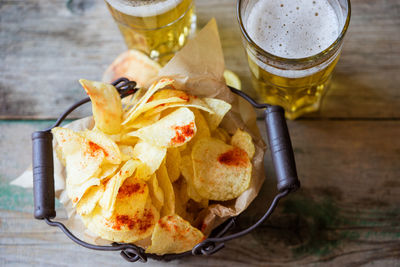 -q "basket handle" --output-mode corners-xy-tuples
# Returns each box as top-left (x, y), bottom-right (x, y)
(32, 130), (56, 219)
(264, 106), (300, 192)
